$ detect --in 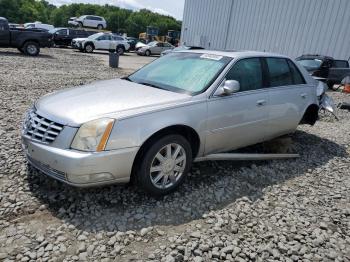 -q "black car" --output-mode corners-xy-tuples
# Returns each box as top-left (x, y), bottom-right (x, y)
(296, 54), (350, 89)
(0, 17), (52, 56)
(49, 28), (95, 47)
